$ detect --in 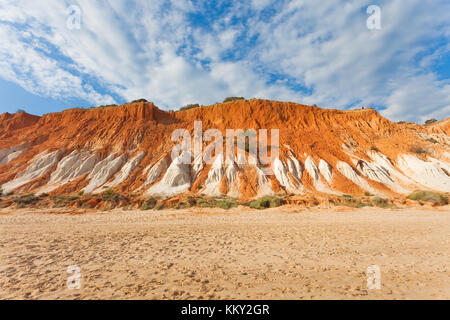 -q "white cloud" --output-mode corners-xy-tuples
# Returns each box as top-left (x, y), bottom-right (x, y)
(251, 0), (272, 11)
(0, 23), (114, 104)
(383, 74), (450, 123)
(0, 0), (448, 122)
